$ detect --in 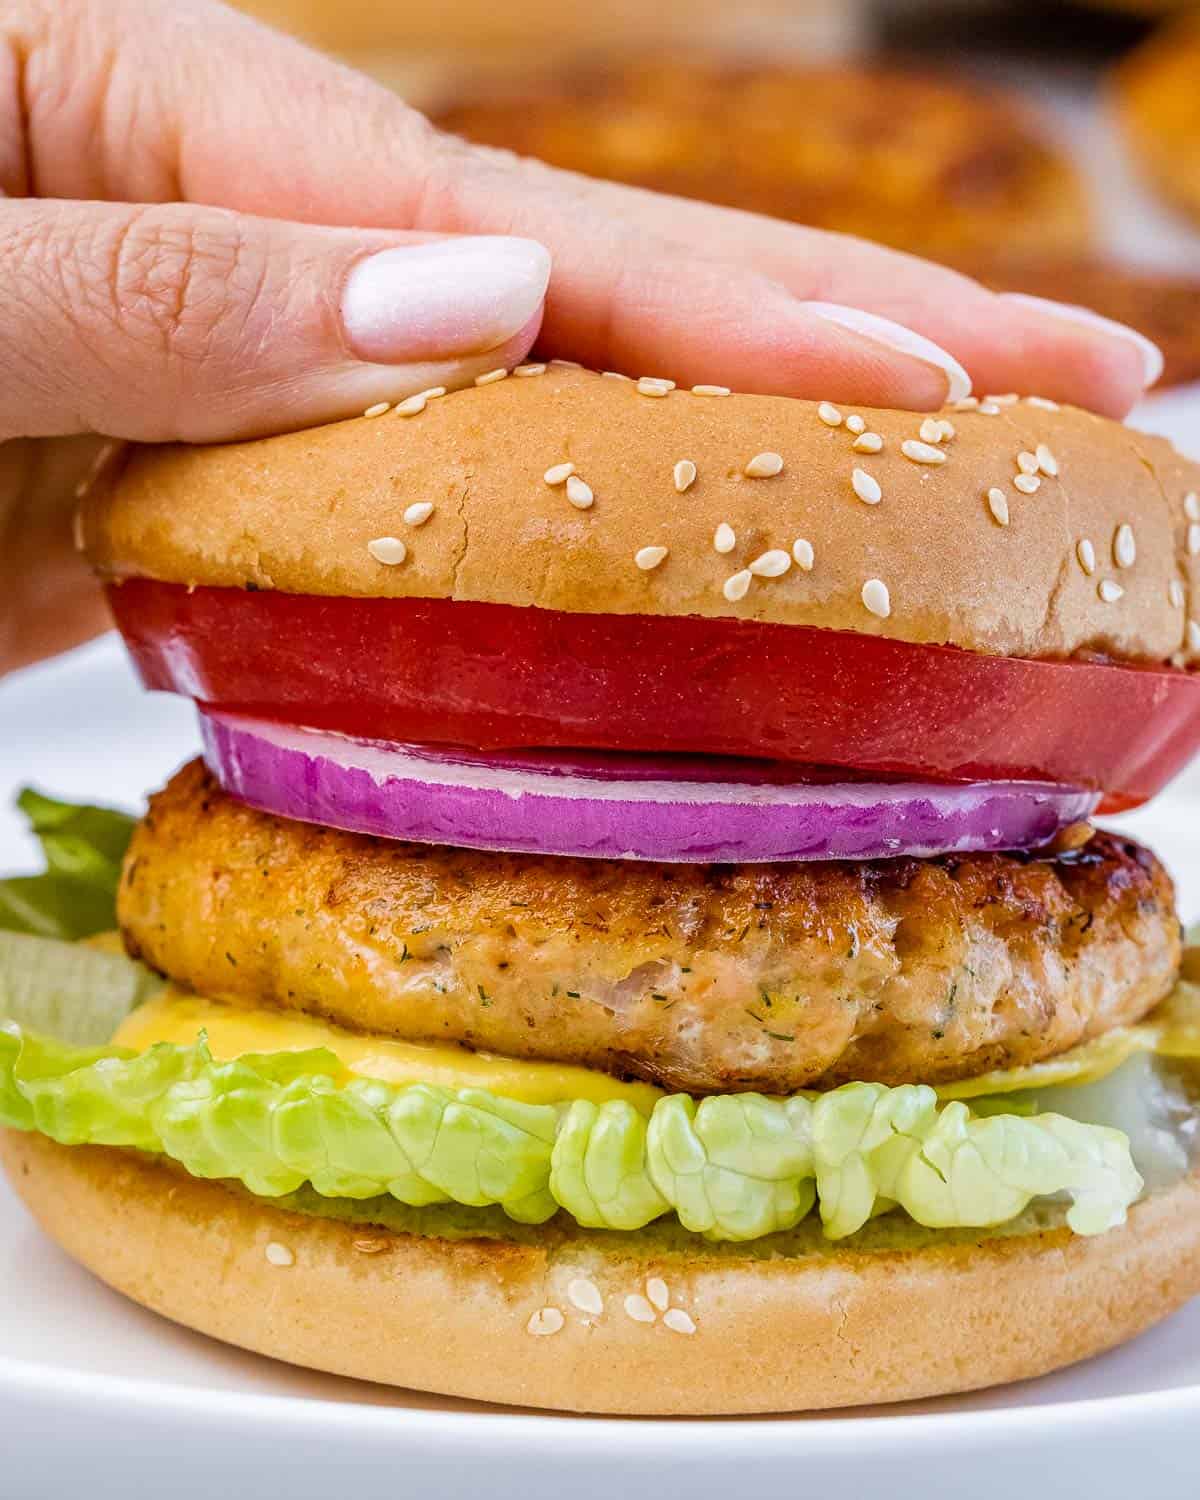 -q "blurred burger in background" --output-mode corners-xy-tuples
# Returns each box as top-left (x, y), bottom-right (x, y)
(1115, 10), (1200, 229)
